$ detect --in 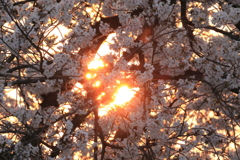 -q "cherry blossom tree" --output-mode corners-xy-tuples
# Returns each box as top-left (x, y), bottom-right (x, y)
(1, 0), (240, 159)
